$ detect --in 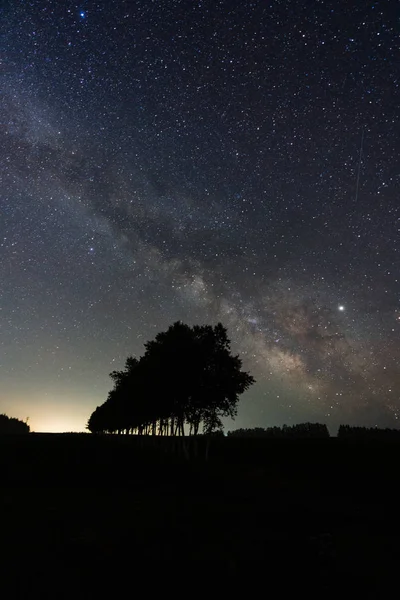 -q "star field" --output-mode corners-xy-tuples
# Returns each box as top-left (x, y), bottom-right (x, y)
(1, 0), (399, 432)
